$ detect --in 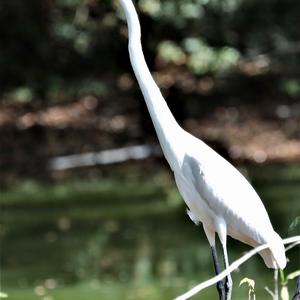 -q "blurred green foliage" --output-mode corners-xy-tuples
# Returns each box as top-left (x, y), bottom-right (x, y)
(0, 0), (121, 102)
(0, 0), (300, 102)
(1, 166), (300, 299)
